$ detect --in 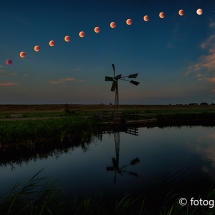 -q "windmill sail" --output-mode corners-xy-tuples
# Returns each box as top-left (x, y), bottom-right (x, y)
(111, 80), (117, 91)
